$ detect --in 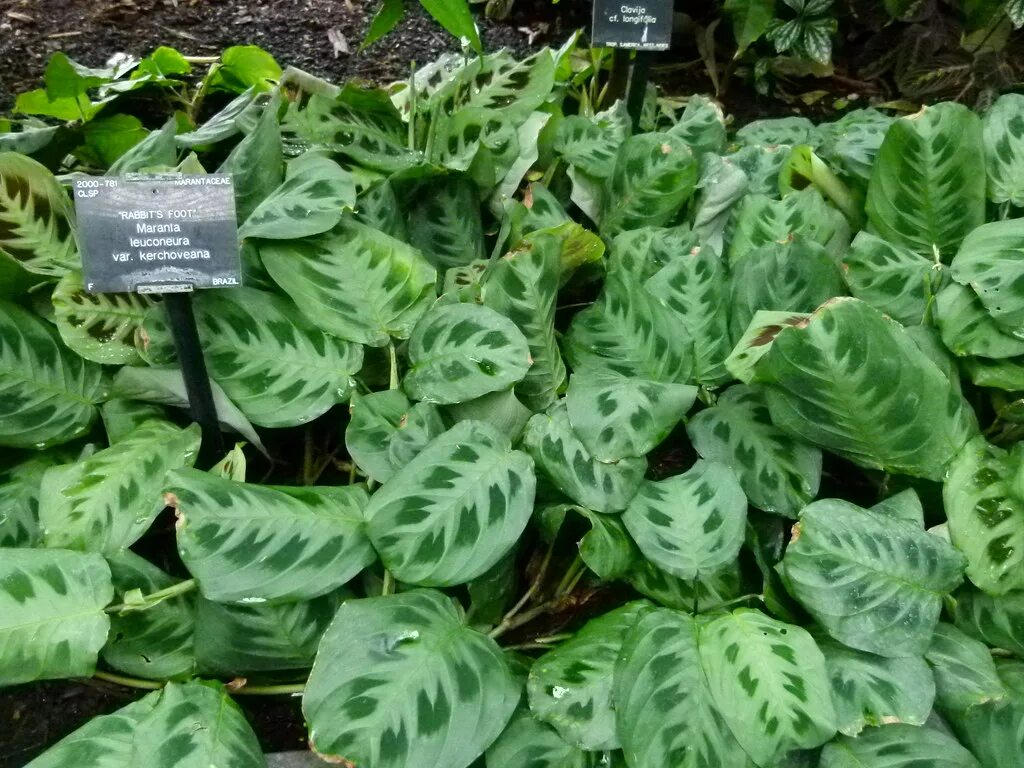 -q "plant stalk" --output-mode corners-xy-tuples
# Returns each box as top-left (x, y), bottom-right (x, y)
(105, 579), (197, 614)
